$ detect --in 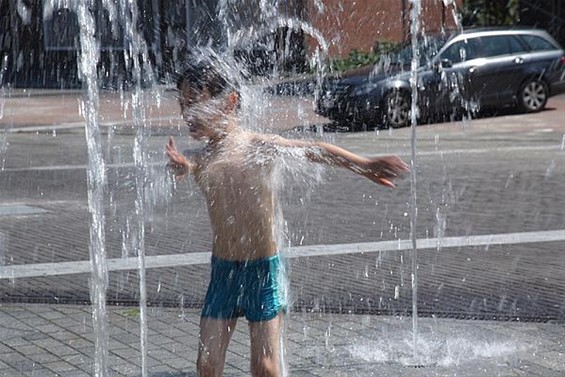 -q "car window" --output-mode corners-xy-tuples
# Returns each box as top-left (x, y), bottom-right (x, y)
(440, 38), (481, 64)
(521, 35), (556, 51)
(480, 35), (527, 57)
(387, 34), (448, 67)
(508, 35), (529, 53)
(479, 35), (528, 57)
